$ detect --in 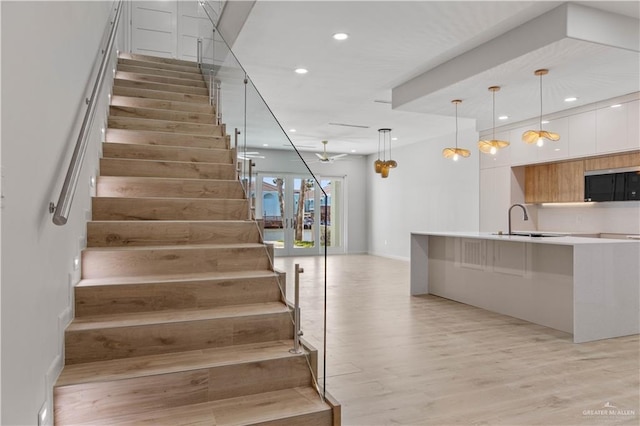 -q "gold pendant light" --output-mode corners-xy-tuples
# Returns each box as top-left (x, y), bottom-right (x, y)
(478, 86), (510, 155)
(376, 128), (396, 178)
(522, 69), (560, 147)
(374, 129), (383, 173)
(442, 99), (471, 161)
